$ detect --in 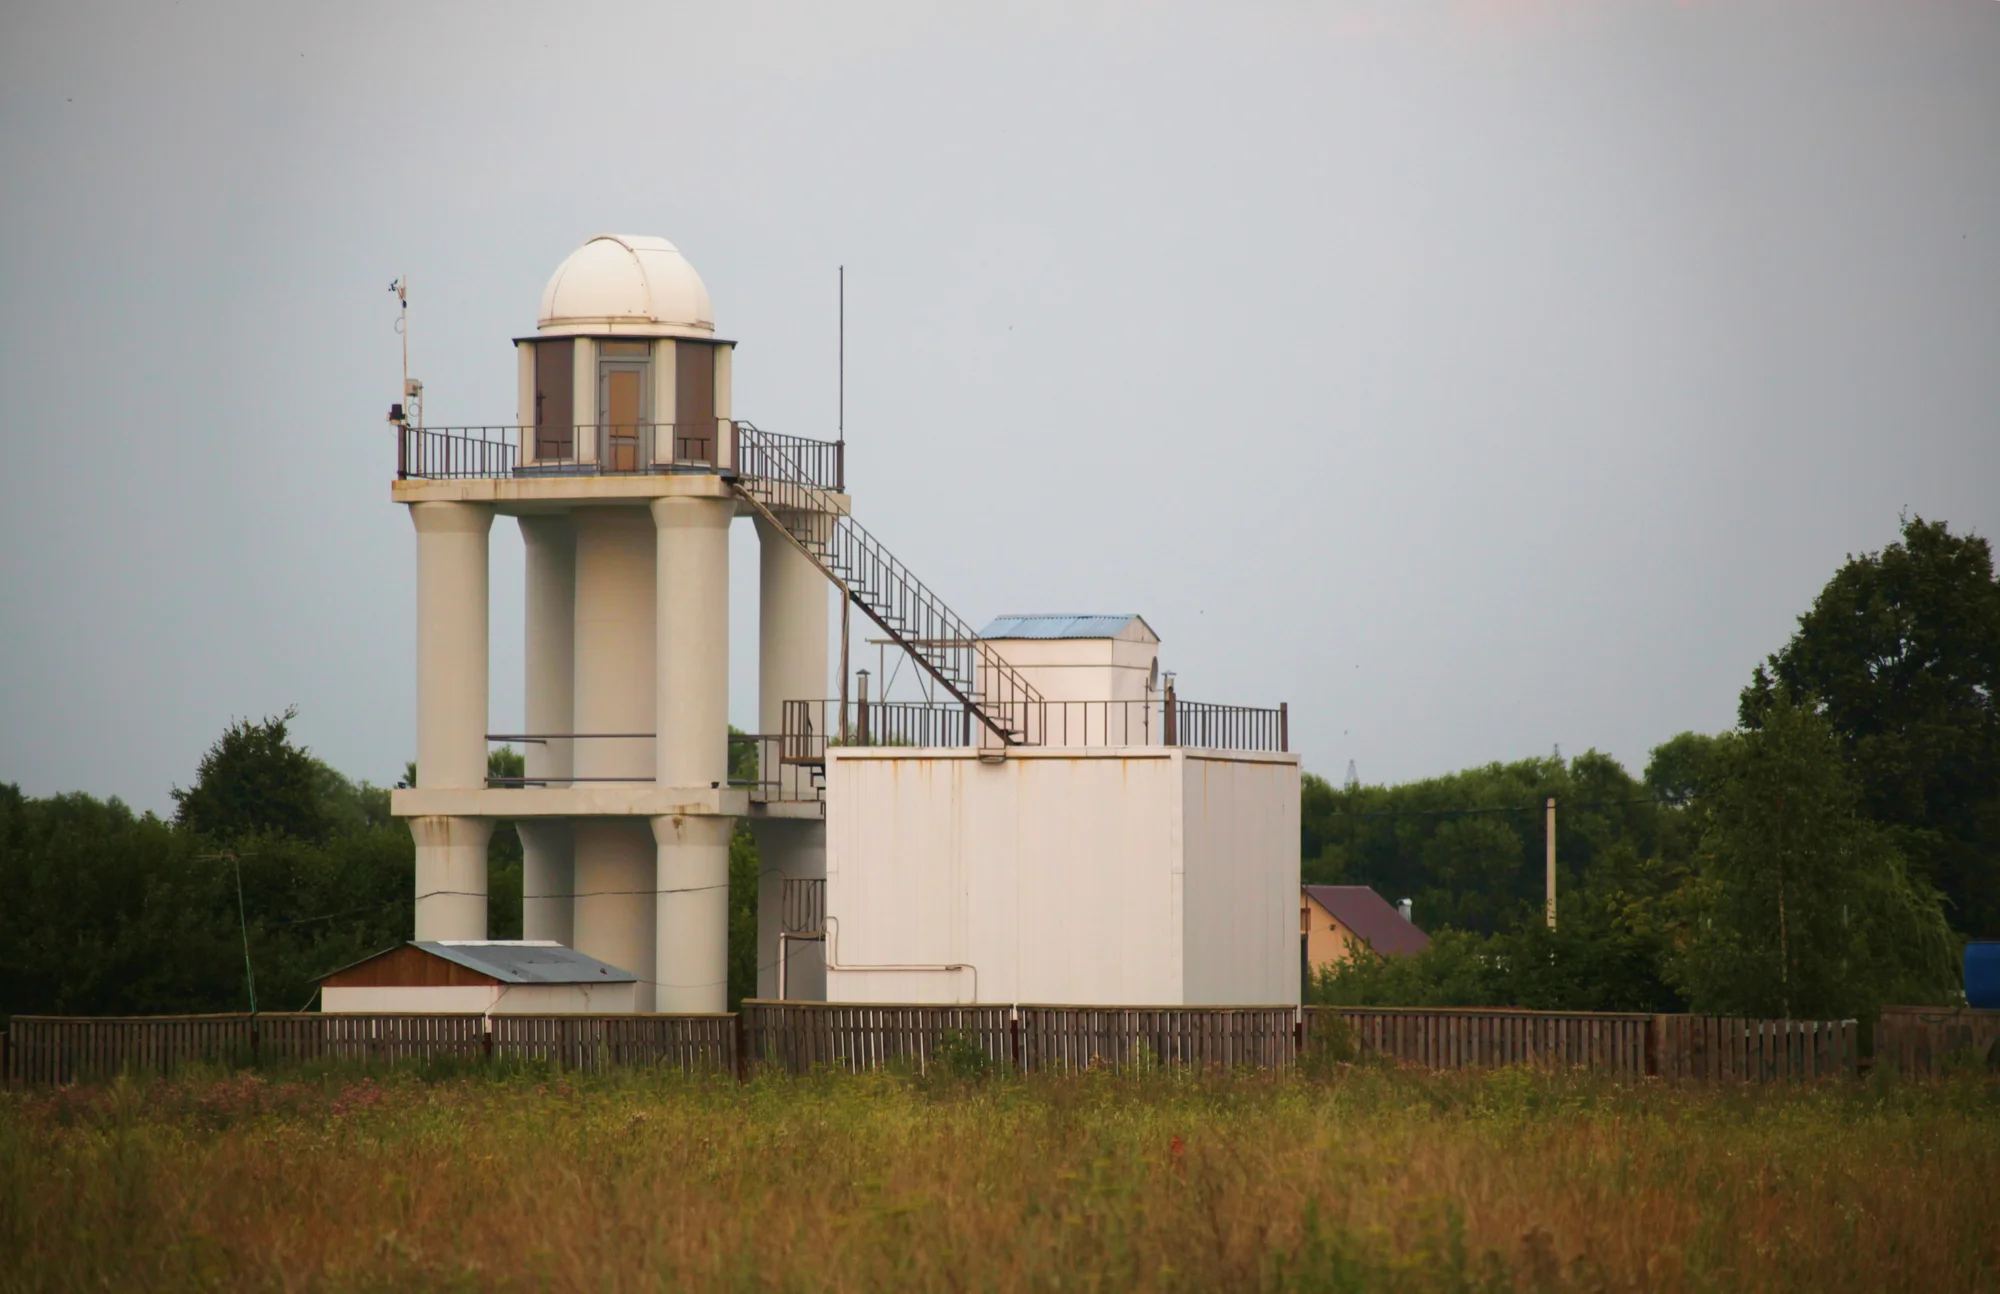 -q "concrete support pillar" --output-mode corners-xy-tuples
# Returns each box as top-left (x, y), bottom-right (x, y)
(520, 514), (575, 786)
(651, 496), (732, 789)
(410, 502), (492, 789)
(572, 508), (655, 782)
(753, 511), (831, 998)
(411, 815), (494, 940)
(518, 820), (575, 946)
(653, 814), (732, 1013)
(651, 495), (734, 1013)
(572, 820), (656, 1012)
